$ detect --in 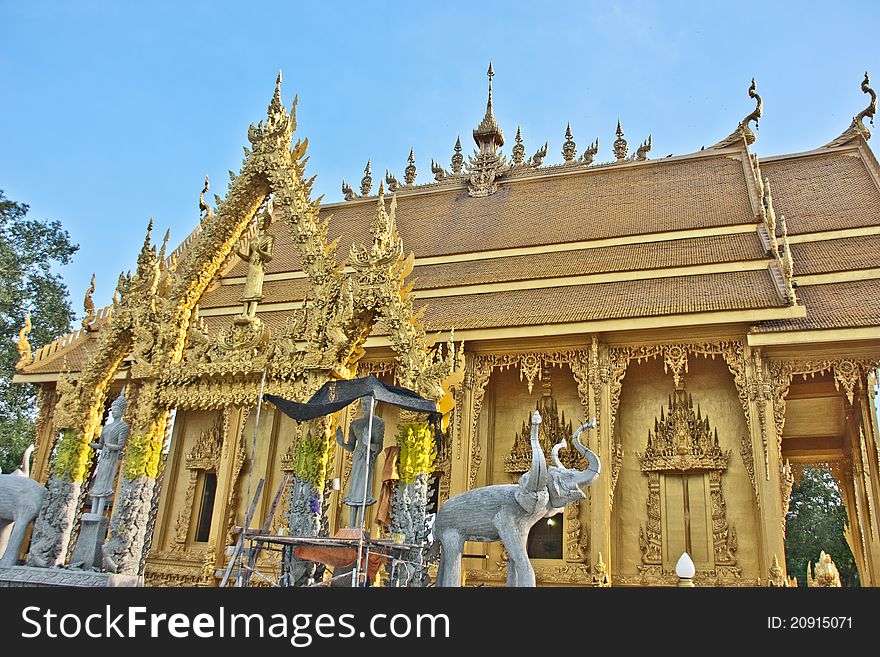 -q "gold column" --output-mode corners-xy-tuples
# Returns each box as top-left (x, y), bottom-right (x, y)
(210, 405), (247, 580)
(748, 346), (787, 583)
(590, 338), (613, 584)
(852, 381), (879, 585)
